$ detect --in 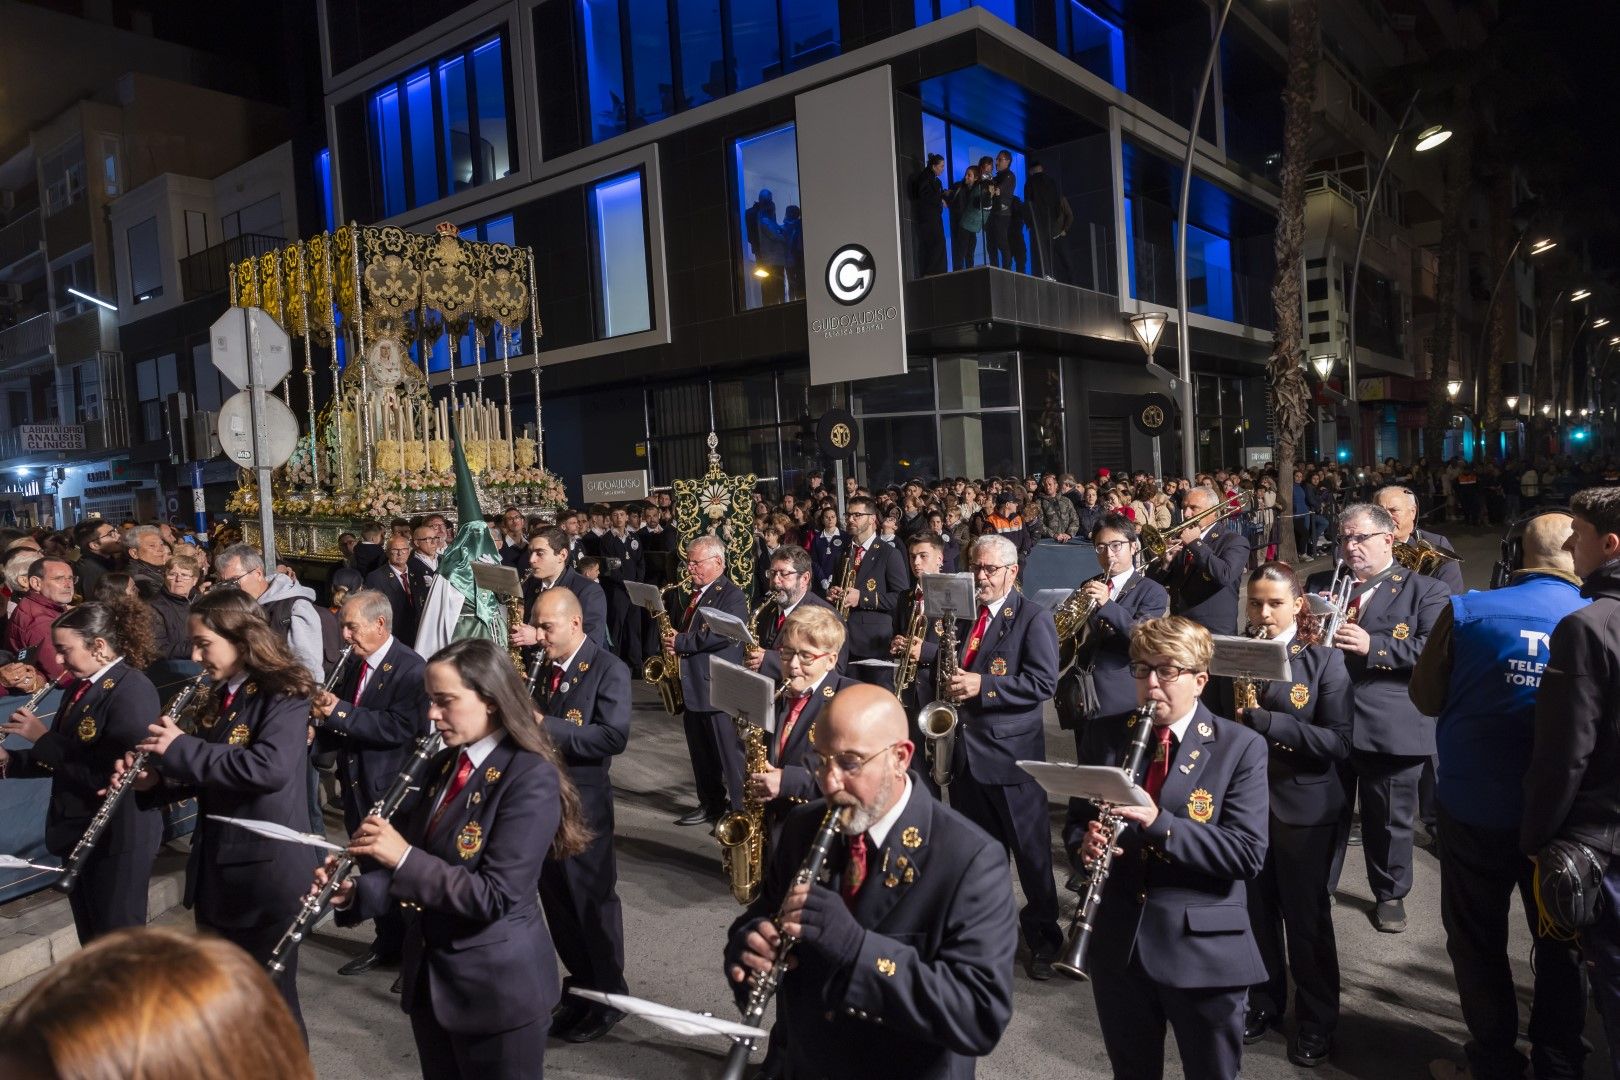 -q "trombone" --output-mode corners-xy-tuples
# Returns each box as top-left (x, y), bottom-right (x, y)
(1139, 490), (1251, 568)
